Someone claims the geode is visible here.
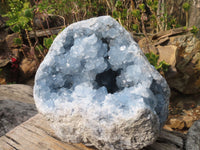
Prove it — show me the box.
[34,16,170,150]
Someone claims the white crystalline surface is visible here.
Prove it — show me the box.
[34,16,170,150]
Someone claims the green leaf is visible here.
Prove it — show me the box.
[182,2,190,11]
[24,9,33,19]
[191,26,199,34]
[145,52,170,72]
[11,25,21,33]
[115,0,123,9]
[14,38,22,46]
[132,24,139,32]
[132,9,141,19]
[139,4,145,11]
[147,0,153,6]
[35,45,44,52]
[43,35,56,49]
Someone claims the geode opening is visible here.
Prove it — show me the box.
[95,69,120,94]
[34,16,170,150]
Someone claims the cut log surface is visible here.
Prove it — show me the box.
[0,113,187,150]
[0,114,95,150]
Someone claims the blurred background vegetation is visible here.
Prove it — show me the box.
[0,0,199,84]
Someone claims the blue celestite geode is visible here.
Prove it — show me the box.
[34,16,170,150]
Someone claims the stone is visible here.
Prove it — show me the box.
[139,33,200,94]
[157,45,177,72]
[0,58,9,67]
[0,77,6,84]
[0,84,34,103]
[11,48,20,58]
[163,125,173,131]
[5,33,20,49]
[34,16,170,150]
[0,100,37,137]
[167,34,200,94]
[168,118,185,130]
[0,84,37,136]
[182,116,194,128]
[19,58,38,81]
[186,120,200,150]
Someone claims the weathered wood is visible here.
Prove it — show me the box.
[29,26,65,38]
[0,114,95,150]
[152,27,192,40]
[153,37,169,46]
[143,130,186,150]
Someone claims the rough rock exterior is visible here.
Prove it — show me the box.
[34,16,170,150]
[186,120,200,150]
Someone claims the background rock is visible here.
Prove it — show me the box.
[139,32,200,95]
[0,84,34,103]
[167,34,200,94]
[0,100,37,137]
[5,33,20,49]
[19,58,38,82]
[157,45,177,72]
[186,120,200,150]
[0,84,37,137]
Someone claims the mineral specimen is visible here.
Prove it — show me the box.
[34,16,170,150]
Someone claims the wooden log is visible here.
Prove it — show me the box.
[152,27,192,40]
[0,114,95,150]
[153,37,169,46]
[29,26,65,38]
[0,113,186,150]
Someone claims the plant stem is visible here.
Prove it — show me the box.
[18,32,27,58]
[25,29,32,47]
[186,11,189,27]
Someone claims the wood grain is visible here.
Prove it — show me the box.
[0,114,95,150]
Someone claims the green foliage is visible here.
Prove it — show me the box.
[146,0,158,11]
[35,44,44,52]
[43,35,56,49]
[3,1,33,32]
[167,16,177,29]
[24,8,33,18]
[139,4,145,12]
[11,25,21,33]
[183,26,187,30]
[112,10,120,19]
[115,0,123,9]
[145,52,170,72]
[132,9,140,19]
[132,24,139,32]
[182,2,190,11]
[14,38,22,46]
[191,26,199,34]
[145,52,159,67]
